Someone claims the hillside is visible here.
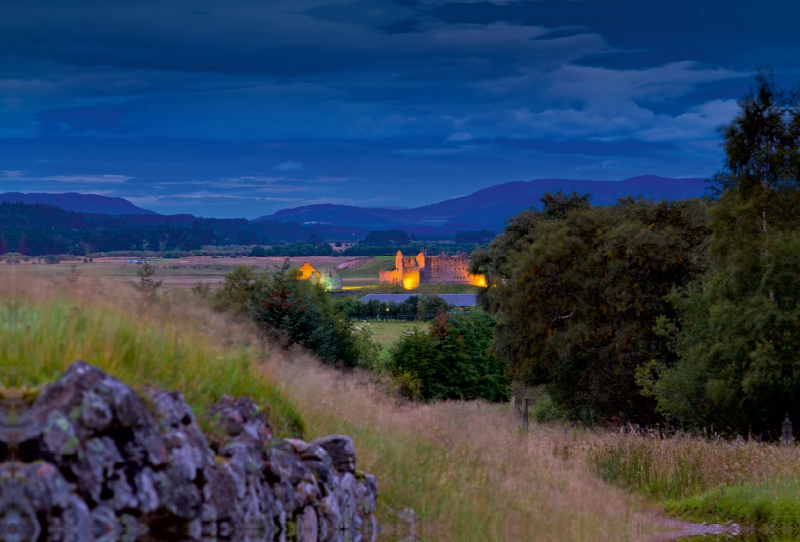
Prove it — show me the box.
[0,192,158,215]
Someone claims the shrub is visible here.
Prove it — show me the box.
[390,313,509,402]
[531,394,568,423]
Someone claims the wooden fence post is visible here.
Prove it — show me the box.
[520,398,529,431]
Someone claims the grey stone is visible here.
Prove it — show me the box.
[312,435,356,473]
[0,361,378,542]
[297,506,319,542]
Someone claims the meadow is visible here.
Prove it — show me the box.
[4,267,800,541]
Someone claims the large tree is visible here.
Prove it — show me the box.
[472,192,710,423]
[642,75,800,434]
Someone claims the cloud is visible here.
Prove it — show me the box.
[0,173,133,183]
[445,62,745,145]
[274,160,304,171]
[42,174,133,183]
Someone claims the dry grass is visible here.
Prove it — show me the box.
[589,434,800,501]
[263,355,662,541]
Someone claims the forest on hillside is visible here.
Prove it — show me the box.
[0,204,315,256]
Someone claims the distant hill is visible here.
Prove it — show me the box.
[0,192,158,215]
[257,176,708,233]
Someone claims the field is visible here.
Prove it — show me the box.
[12,255,484,297]
[15,255,362,289]
[355,320,430,360]
[337,256,396,279]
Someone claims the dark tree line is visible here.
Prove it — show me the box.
[0,203,314,256]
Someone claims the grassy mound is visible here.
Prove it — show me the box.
[0,284,303,436]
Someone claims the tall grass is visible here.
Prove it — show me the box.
[588,434,800,529]
[264,356,660,541]
[589,435,800,501]
[0,274,302,435]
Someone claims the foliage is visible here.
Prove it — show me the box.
[0,202,314,256]
[207,262,379,367]
[390,312,509,402]
[131,261,163,302]
[641,75,800,434]
[361,230,410,246]
[531,394,568,423]
[350,324,383,371]
[473,191,710,423]
[334,293,454,319]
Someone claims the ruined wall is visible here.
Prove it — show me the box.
[297,261,342,290]
[380,251,486,288]
[296,261,316,280]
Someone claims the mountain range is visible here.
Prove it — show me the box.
[1,176,708,239]
[257,176,708,234]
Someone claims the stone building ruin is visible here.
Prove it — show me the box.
[296,261,342,290]
[379,250,486,290]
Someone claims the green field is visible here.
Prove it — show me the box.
[354,320,430,359]
[338,256,395,278]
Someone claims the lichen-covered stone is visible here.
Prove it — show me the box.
[0,361,379,541]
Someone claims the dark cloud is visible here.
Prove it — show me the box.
[0,0,797,216]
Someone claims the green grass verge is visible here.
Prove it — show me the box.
[1,293,304,436]
[665,479,800,529]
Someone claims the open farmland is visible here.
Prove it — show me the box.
[16,255,363,289]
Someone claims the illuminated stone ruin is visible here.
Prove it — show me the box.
[295,261,343,290]
[379,251,486,290]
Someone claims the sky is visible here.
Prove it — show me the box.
[1,0,798,218]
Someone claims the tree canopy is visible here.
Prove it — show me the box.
[640,75,800,434]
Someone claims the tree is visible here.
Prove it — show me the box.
[66,264,81,288]
[362,230,410,246]
[391,312,509,402]
[473,193,710,423]
[132,261,163,302]
[642,75,800,434]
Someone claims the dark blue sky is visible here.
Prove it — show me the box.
[1,0,798,217]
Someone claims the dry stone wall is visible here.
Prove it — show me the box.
[0,361,378,542]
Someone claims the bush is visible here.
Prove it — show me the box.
[208,261,380,369]
[390,312,509,402]
[531,394,567,423]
